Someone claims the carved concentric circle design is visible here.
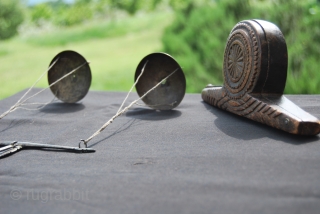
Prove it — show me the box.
[223,22,260,99]
[228,43,244,82]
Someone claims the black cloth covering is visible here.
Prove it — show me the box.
[0,88,320,214]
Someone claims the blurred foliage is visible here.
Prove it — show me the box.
[31,3,53,25]
[27,0,165,27]
[30,0,93,26]
[162,0,320,94]
[108,0,163,14]
[53,2,93,26]
[0,0,24,40]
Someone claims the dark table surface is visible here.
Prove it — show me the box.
[0,89,320,214]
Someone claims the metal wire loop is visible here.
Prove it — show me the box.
[78,139,88,148]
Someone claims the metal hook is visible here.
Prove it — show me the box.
[79,139,88,148]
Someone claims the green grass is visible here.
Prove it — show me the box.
[25,13,170,46]
[0,12,173,100]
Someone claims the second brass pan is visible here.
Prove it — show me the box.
[135,53,186,110]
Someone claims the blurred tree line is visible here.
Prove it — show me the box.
[162,0,320,94]
[0,0,319,94]
[0,0,165,39]
[29,0,165,26]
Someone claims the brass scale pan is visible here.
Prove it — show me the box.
[48,50,92,103]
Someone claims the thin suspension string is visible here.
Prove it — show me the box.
[0,58,59,120]
[80,67,180,147]
[16,58,59,106]
[17,96,57,111]
[0,60,89,120]
[116,60,148,114]
[20,61,89,104]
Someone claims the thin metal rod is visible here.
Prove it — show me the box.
[0,141,95,153]
[0,145,22,158]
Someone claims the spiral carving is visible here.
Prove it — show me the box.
[223,22,260,99]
